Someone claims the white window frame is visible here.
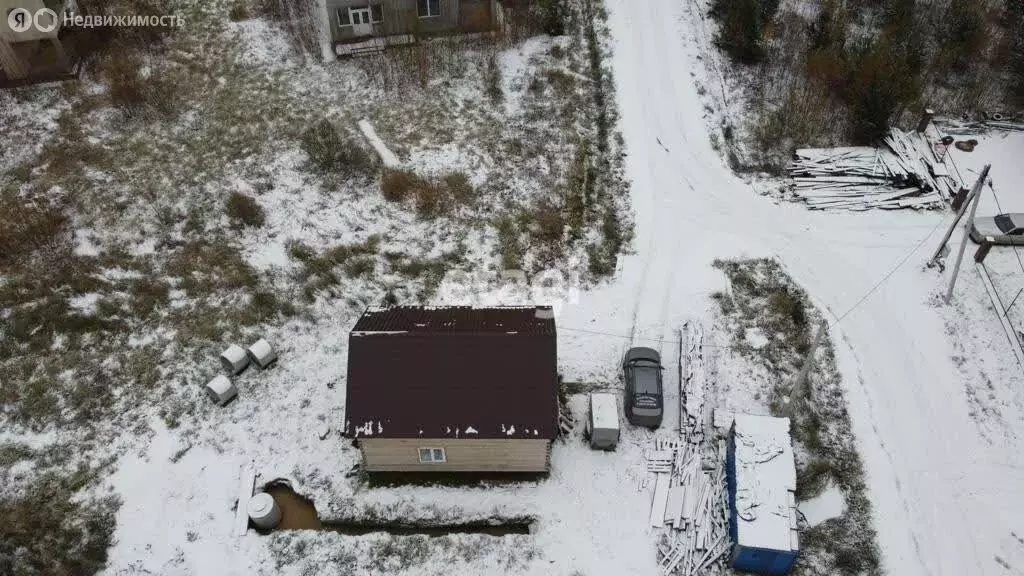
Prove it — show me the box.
[418,447,446,463]
[338,5,383,26]
[418,0,441,18]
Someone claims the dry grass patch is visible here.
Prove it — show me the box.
[225,192,266,228]
[381,169,476,219]
[300,119,376,179]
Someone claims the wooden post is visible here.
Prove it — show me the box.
[950,188,969,211]
[946,166,990,302]
[788,320,827,415]
[974,243,992,263]
[677,325,686,435]
[917,108,935,133]
[929,164,990,268]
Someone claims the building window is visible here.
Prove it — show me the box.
[417,0,441,18]
[339,5,383,26]
[418,447,446,463]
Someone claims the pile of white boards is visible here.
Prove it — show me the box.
[934,117,1024,135]
[788,127,962,210]
[648,323,732,576]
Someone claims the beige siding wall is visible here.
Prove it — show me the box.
[360,438,551,472]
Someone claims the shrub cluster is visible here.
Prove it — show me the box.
[300,119,376,178]
[380,170,476,218]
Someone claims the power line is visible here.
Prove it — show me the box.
[830,216,947,326]
[563,215,950,343]
[558,325,731,349]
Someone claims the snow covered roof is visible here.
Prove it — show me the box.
[353,305,556,335]
[344,306,559,440]
[590,393,619,430]
[731,414,799,553]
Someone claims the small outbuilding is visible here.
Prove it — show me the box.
[344,306,559,473]
[586,392,619,450]
[726,414,800,575]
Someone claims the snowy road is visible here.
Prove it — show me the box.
[560,0,1024,574]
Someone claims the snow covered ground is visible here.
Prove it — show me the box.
[558,1,1024,575]
[4,0,1024,575]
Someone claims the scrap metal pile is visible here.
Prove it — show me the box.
[788,127,962,210]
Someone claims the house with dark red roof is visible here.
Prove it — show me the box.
[344,305,559,472]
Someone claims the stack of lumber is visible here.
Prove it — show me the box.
[558,396,575,437]
[651,442,731,575]
[935,117,1024,135]
[680,324,706,445]
[788,128,960,210]
[646,322,732,575]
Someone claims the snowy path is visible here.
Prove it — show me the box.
[559,0,1024,574]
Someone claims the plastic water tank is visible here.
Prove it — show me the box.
[247,492,282,529]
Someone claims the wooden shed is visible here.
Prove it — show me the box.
[343,305,558,473]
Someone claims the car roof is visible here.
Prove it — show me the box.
[624,347,660,364]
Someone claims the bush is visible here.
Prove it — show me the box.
[538,0,568,36]
[843,35,922,144]
[495,216,524,270]
[229,1,250,21]
[344,256,375,278]
[300,119,375,178]
[443,171,474,204]
[413,180,446,218]
[381,170,422,202]
[485,54,503,105]
[711,0,770,63]
[938,1,987,73]
[529,200,565,245]
[381,170,473,218]
[225,192,266,228]
[1004,0,1024,105]
[0,199,67,268]
[0,473,119,576]
[102,54,179,119]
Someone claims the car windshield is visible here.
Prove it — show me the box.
[633,366,659,395]
[995,214,1016,234]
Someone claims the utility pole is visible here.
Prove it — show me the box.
[788,320,827,416]
[946,165,991,303]
[929,164,991,268]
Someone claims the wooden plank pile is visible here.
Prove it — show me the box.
[681,324,706,444]
[646,323,732,575]
[788,128,961,210]
[934,117,1024,135]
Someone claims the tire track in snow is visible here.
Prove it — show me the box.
[603,0,1009,573]
[841,332,928,567]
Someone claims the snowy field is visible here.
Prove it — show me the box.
[3,0,1024,575]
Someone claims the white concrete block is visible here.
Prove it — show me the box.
[205,375,237,406]
[220,344,250,374]
[246,338,277,369]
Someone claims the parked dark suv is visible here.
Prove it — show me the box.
[622,347,663,428]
